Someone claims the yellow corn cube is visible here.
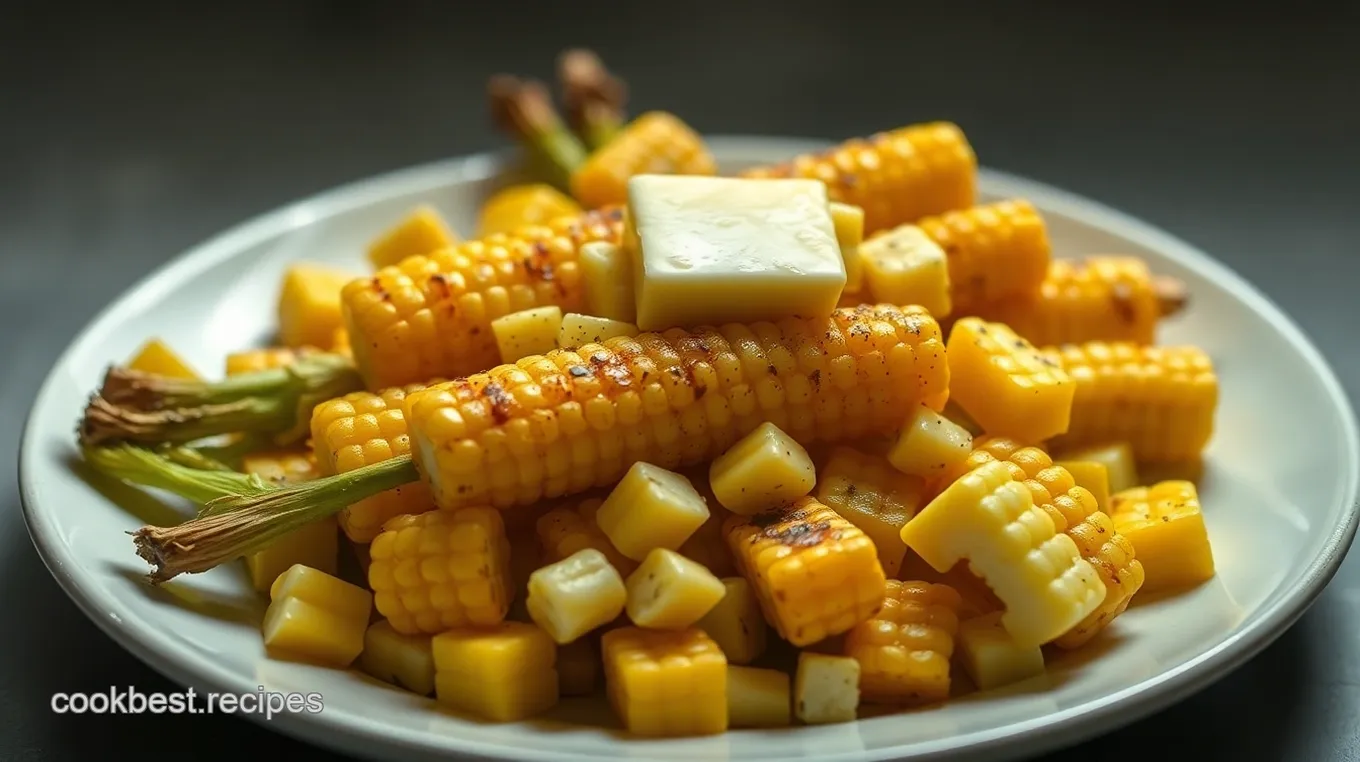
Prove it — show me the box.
[708,422,817,516]
[625,549,727,629]
[579,241,636,323]
[262,564,372,667]
[829,202,866,293]
[957,611,1046,691]
[814,446,925,578]
[602,626,727,737]
[477,184,582,238]
[490,306,564,365]
[861,224,952,318]
[432,622,559,722]
[277,262,356,350]
[1056,460,1112,513]
[527,548,627,644]
[1110,481,1215,593]
[557,313,638,348]
[887,403,974,480]
[947,317,1076,443]
[367,205,457,269]
[246,517,339,593]
[126,338,200,379]
[727,665,792,728]
[596,462,710,561]
[696,577,766,665]
[558,638,600,696]
[1056,442,1139,493]
[358,619,436,696]
[844,580,961,704]
[794,652,860,725]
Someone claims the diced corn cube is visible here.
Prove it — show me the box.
[1056,460,1112,513]
[947,317,1076,443]
[477,184,582,238]
[579,241,636,323]
[367,205,457,269]
[490,306,564,365]
[557,313,638,348]
[860,224,952,318]
[1110,481,1215,593]
[844,580,961,704]
[358,619,436,696]
[558,638,599,696]
[727,665,792,728]
[708,422,817,516]
[246,517,339,593]
[696,577,767,665]
[887,403,974,480]
[277,262,356,349]
[602,627,728,736]
[432,622,559,722]
[794,652,860,725]
[1056,442,1139,493]
[957,611,1046,691]
[270,563,372,619]
[126,338,200,379]
[625,549,727,629]
[262,564,372,667]
[596,462,710,561]
[815,446,925,578]
[829,202,865,293]
[527,548,627,644]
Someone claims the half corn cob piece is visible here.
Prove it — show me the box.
[558,48,627,151]
[1040,342,1218,462]
[725,496,887,647]
[944,436,1145,648]
[844,580,962,703]
[912,199,1052,314]
[602,626,728,736]
[569,111,718,209]
[740,122,976,235]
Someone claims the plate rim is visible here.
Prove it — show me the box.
[18,135,1360,762]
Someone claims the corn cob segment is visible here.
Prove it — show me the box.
[602,626,728,737]
[725,496,887,647]
[947,317,1074,443]
[740,122,976,234]
[1041,343,1217,462]
[403,305,949,513]
[309,382,439,543]
[342,207,624,390]
[900,460,1106,648]
[910,199,1051,312]
[844,580,962,703]
[569,111,718,209]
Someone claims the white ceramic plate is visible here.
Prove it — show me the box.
[20,137,1360,762]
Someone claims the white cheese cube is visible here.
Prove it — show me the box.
[794,652,860,724]
[579,241,637,323]
[708,421,817,516]
[861,224,952,318]
[490,306,564,364]
[887,403,974,479]
[557,313,638,348]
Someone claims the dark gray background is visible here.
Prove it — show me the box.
[3,2,1358,760]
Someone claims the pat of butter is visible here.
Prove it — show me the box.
[626,175,846,331]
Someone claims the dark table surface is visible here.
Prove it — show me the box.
[3,3,1359,760]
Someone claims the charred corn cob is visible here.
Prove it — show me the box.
[1041,343,1218,462]
[309,382,439,543]
[844,580,961,703]
[537,498,638,575]
[945,437,1145,648]
[814,446,927,577]
[947,317,1075,443]
[570,111,718,209]
[342,207,623,390]
[740,122,976,234]
[367,507,513,635]
[725,496,887,647]
[403,304,949,513]
[602,626,728,736]
[969,257,1188,347]
[911,199,1051,312]
[1110,481,1215,593]
[900,460,1106,648]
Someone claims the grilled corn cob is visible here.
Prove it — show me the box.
[309,382,439,543]
[342,206,624,390]
[570,111,718,209]
[844,580,961,703]
[725,496,887,647]
[947,317,1075,444]
[404,304,949,512]
[602,626,728,736]
[1041,342,1217,461]
[945,437,1144,648]
[367,507,514,635]
[900,460,1106,648]
[1110,481,1215,593]
[740,122,976,234]
[968,257,1188,347]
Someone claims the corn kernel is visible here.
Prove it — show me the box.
[527,548,627,644]
[861,224,951,318]
[1056,460,1112,513]
[887,403,974,479]
[696,578,767,665]
[579,241,636,323]
[709,422,817,516]
[558,638,599,696]
[625,549,727,629]
[1056,442,1139,493]
[957,611,1045,691]
[557,313,638,348]
[358,619,436,696]
[1110,481,1215,593]
[126,338,199,379]
[490,306,564,365]
[829,202,866,293]
[815,446,925,578]
[794,652,860,724]
[727,665,792,728]
[367,205,457,269]
[277,262,356,349]
[602,626,727,737]
[262,564,372,667]
[432,622,559,722]
[596,462,710,561]
[947,317,1075,443]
